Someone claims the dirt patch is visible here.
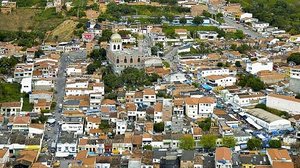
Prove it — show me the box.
[46,20,78,42]
[0,8,39,31]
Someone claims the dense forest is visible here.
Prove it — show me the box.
[229,0,300,34]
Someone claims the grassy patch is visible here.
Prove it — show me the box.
[0,8,65,32]
[13,0,46,7]
[162,25,219,38]
[0,82,33,111]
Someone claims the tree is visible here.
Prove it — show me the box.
[247,138,262,150]
[193,16,203,25]
[89,48,106,61]
[222,136,236,148]
[202,10,211,18]
[296,94,300,99]
[235,61,241,67]
[237,44,252,54]
[179,17,187,25]
[100,29,113,42]
[162,61,170,68]
[198,118,211,132]
[217,62,224,67]
[165,14,175,23]
[143,145,153,150]
[34,49,44,58]
[86,63,99,74]
[179,135,195,150]
[200,134,217,149]
[238,74,265,91]
[99,120,110,130]
[287,53,300,65]
[154,122,164,132]
[216,13,223,18]
[118,30,131,37]
[38,114,48,123]
[269,139,281,148]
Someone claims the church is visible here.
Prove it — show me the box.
[106,33,161,74]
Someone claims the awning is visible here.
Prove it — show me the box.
[202,84,212,91]
[245,117,263,130]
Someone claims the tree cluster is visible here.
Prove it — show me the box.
[247,138,262,150]
[241,0,300,34]
[0,56,19,75]
[154,122,164,133]
[238,74,265,91]
[287,53,300,65]
[103,67,160,93]
[179,135,195,150]
[197,118,211,132]
[87,48,107,74]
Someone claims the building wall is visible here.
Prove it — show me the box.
[200,68,230,77]
[267,96,300,114]
[186,103,215,119]
[246,61,273,74]
[289,78,300,93]
[61,123,84,134]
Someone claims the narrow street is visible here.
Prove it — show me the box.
[42,53,68,159]
[164,47,179,73]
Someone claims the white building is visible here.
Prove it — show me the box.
[142,88,156,106]
[252,22,270,32]
[240,13,253,20]
[20,78,32,93]
[154,102,163,123]
[185,97,216,119]
[205,75,236,87]
[289,66,300,93]
[61,117,84,134]
[244,108,292,132]
[166,72,188,83]
[29,124,45,136]
[116,120,127,135]
[246,59,273,74]
[55,132,77,157]
[199,68,230,77]
[233,92,266,107]
[14,63,33,82]
[197,31,218,40]
[266,94,300,114]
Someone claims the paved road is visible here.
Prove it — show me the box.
[164,47,179,73]
[42,53,68,160]
[223,17,263,39]
[208,7,263,39]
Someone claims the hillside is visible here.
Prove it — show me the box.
[230,0,300,34]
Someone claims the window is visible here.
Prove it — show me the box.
[113,45,116,50]
[138,58,140,62]
[116,59,119,63]
[130,58,133,63]
[124,58,127,63]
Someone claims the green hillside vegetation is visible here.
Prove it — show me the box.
[228,0,300,34]
[0,82,33,111]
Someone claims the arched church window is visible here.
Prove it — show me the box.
[116,59,119,63]
[124,58,127,63]
[130,58,133,63]
[137,58,140,62]
[113,45,116,50]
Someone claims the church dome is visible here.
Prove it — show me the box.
[110,33,122,42]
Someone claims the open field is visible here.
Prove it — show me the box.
[46,20,78,42]
[0,8,38,31]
